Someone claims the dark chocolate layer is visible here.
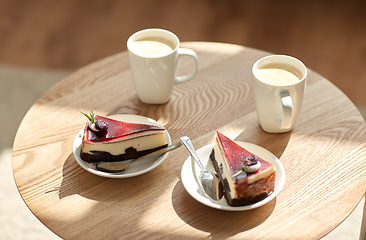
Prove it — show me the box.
[81,144,168,163]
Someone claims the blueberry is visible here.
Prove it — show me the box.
[95,120,108,132]
[245,155,258,166]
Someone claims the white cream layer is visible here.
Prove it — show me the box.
[82,131,167,156]
[213,140,236,199]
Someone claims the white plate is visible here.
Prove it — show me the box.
[73,114,171,178]
[181,142,285,211]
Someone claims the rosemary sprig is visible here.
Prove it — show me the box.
[80,110,96,123]
[232,162,249,178]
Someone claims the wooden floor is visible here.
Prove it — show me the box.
[1,0,366,107]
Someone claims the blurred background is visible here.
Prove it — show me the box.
[0,0,365,239]
[1,0,366,107]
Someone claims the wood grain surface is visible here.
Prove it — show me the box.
[12,42,366,240]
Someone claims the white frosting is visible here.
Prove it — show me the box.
[88,123,99,132]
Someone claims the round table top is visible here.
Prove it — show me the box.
[12,42,366,240]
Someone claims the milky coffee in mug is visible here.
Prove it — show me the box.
[128,29,198,104]
[255,63,302,86]
[129,37,174,57]
[252,55,307,133]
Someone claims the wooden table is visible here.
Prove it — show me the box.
[12,42,366,240]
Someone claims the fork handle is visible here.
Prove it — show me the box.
[180,136,207,172]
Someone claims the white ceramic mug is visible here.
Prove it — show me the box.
[127,28,198,104]
[252,55,307,133]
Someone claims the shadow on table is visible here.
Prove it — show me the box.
[171,180,276,239]
[57,154,106,200]
[57,153,161,202]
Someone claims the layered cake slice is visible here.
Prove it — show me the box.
[209,131,276,206]
[80,111,168,163]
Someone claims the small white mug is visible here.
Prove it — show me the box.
[252,55,307,133]
[127,28,198,104]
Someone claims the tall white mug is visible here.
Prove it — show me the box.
[252,55,307,133]
[127,28,198,104]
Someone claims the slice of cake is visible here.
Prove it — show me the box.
[80,111,168,163]
[209,131,276,206]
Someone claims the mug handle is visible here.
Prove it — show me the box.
[278,90,293,129]
[175,48,198,83]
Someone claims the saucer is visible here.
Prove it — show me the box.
[73,114,171,178]
[181,142,285,211]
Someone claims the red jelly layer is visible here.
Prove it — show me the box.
[215,131,273,178]
[85,115,165,143]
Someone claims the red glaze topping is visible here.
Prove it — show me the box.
[85,115,165,143]
[215,131,273,178]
